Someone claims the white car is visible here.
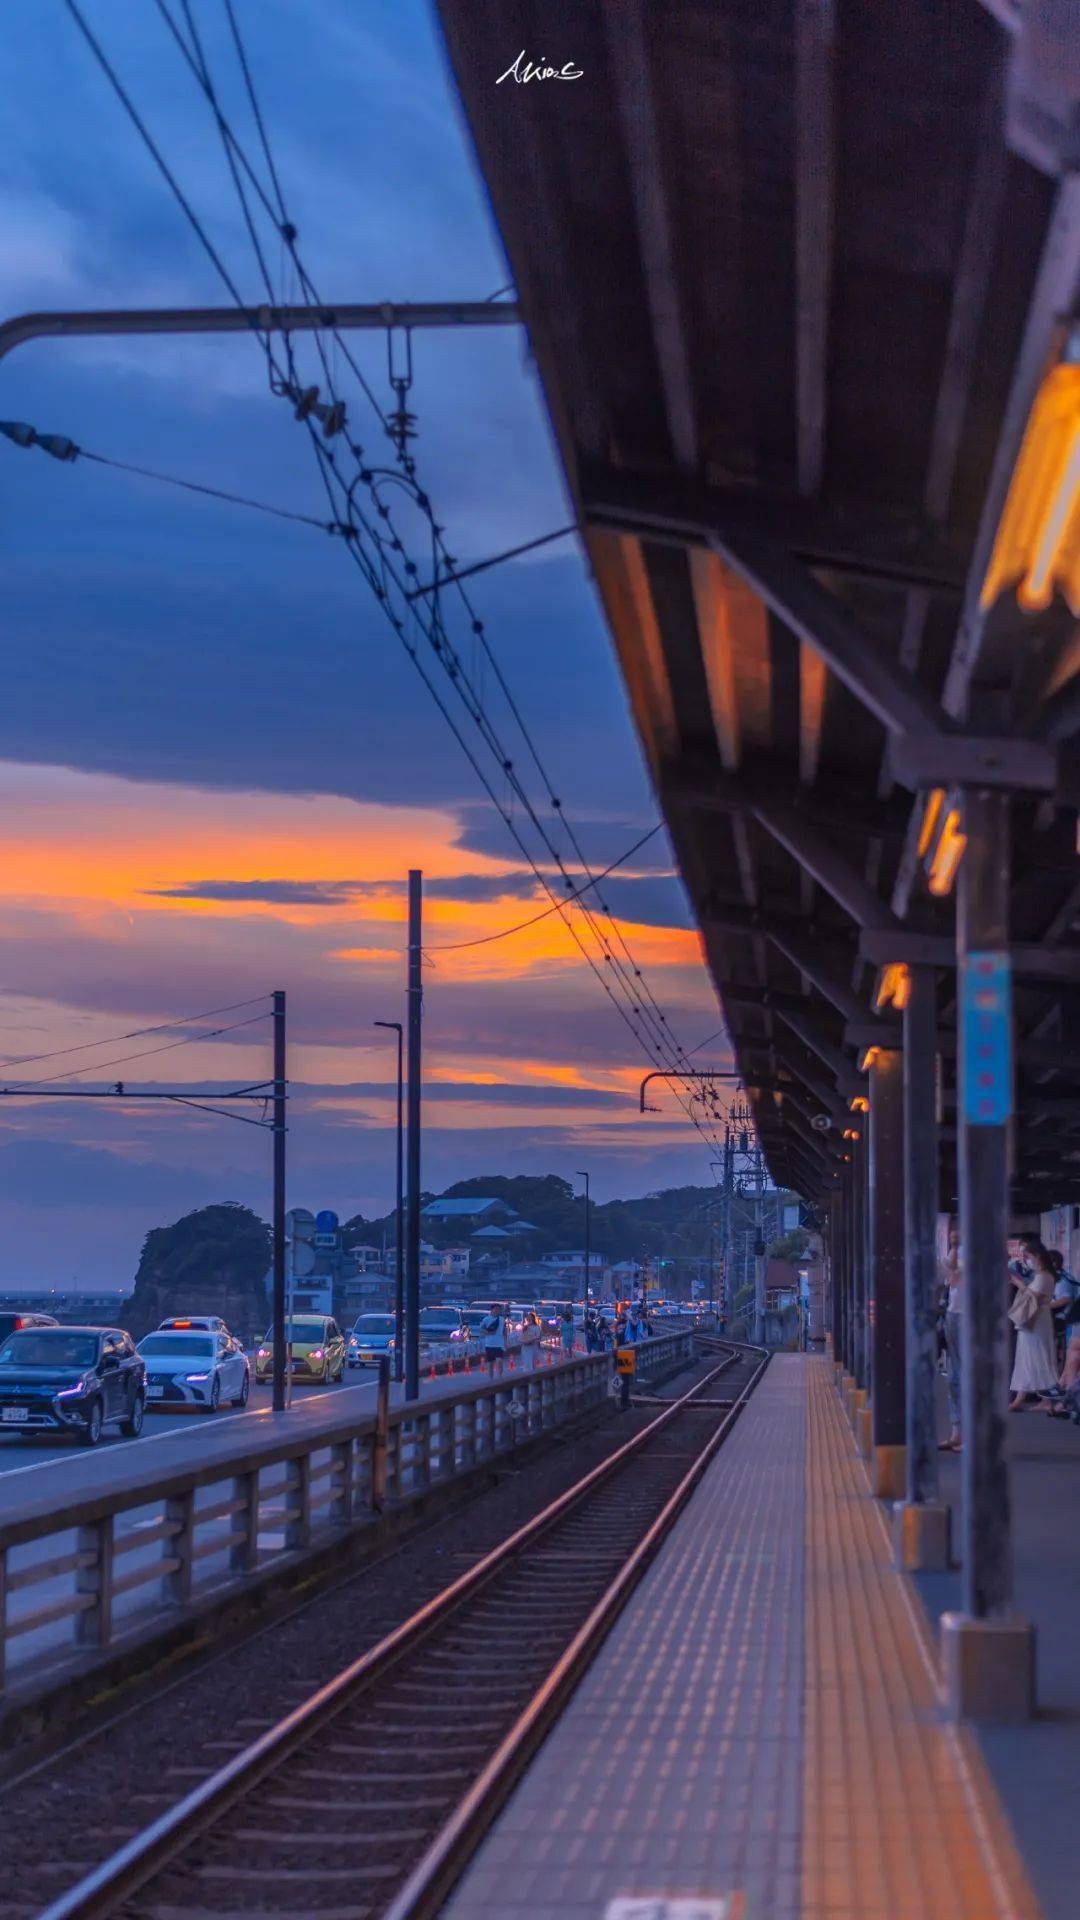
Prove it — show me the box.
[137,1328,250,1412]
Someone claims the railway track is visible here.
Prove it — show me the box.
[40,1339,767,1920]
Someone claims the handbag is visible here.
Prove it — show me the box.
[1009,1286,1039,1331]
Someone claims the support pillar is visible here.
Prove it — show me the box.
[942,788,1033,1720]
[869,1049,905,1498]
[852,1134,871,1453]
[894,967,950,1569]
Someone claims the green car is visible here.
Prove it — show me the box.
[254,1314,346,1387]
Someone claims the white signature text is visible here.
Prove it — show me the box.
[496,50,583,86]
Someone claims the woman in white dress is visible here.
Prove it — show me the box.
[1008,1241,1059,1409]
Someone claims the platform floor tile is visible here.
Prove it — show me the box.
[441,1355,1043,1920]
[801,1357,1039,1920]
[442,1355,808,1920]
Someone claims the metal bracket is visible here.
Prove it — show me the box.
[888,732,1059,794]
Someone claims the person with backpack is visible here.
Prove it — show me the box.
[481,1304,507,1377]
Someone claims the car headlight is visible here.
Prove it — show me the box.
[256,1347,270,1360]
[309,1347,325,1362]
[185,1371,211,1382]
[56,1374,93,1398]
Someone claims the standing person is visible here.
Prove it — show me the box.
[583,1307,600,1353]
[559,1301,576,1359]
[1048,1249,1080,1371]
[938,1219,962,1453]
[481,1303,507,1378]
[595,1313,612,1351]
[518,1307,541,1372]
[1008,1240,1059,1409]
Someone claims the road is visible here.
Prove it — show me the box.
[0,1352,552,1479]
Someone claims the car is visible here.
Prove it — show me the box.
[347,1312,397,1368]
[137,1327,250,1411]
[419,1306,467,1346]
[157,1315,232,1336]
[0,1324,146,1446]
[0,1310,59,1342]
[460,1307,493,1340]
[254,1314,346,1386]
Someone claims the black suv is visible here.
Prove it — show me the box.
[0,1325,146,1446]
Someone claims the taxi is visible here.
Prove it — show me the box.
[254,1314,346,1386]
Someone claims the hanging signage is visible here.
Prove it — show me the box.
[961,950,1013,1126]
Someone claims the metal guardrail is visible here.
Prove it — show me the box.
[0,1330,692,1700]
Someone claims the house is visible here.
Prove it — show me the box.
[422,1196,519,1225]
[420,1244,471,1280]
[470,1224,511,1241]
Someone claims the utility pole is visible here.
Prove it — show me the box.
[405,872,422,1401]
[272,990,287,1414]
[753,1141,767,1346]
[375,1020,405,1382]
[576,1169,590,1300]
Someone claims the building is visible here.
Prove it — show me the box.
[422,1196,519,1226]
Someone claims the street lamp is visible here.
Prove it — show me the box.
[374,1021,404,1383]
[576,1170,591,1303]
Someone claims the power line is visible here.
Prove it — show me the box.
[58,6,724,1158]
[426,825,663,951]
[0,994,272,1072]
[1,421,348,535]
[4,1012,269,1089]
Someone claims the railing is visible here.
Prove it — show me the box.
[0,1330,693,1703]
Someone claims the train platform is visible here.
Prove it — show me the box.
[442,1354,1042,1920]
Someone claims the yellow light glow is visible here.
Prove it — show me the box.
[927,808,967,897]
[981,360,1080,615]
[850,1095,869,1113]
[874,962,911,1012]
[859,1046,881,1073]
[916,788,945,859]
[843,1127,861,1141]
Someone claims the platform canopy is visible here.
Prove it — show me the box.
[436,0,1080,1208]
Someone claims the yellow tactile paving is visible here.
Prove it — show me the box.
[802,1358,1041,1920]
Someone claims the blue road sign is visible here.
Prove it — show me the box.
[961,950,1012,1126]
[315,1208,339,1233]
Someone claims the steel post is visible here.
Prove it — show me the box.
[957,792,1012,1617]
[943,789,1033,1718]
[869,1049,906,1495]
[271,990,287,1415]
[405,872,423,1403]
[903,970,940,1505]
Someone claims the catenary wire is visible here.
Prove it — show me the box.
[0,994,272,1072]
[58,6,725,1156]
[4,1014,270,1089]
[426,825,664,951]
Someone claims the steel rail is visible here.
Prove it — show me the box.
[384,1342,771,1920]
[38,1343,763,1920]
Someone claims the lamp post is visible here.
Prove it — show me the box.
[576,1170,591,1304]
[374,1020,404,1384]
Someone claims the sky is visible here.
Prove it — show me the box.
[0,0,729,1287]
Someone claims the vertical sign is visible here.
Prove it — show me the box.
[961,950,1012,1125]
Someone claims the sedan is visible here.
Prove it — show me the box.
[0,1325,146,1446]
[137,1329,250,1412]
[254,1315,346,1386]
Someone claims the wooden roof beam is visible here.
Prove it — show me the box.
[794,0,836,499]
[602,0,697,468]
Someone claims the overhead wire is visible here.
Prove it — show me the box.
[0,993,271,1072]
[425,825,663,951]
[3,1013,271,1090]
[58,1,726,1156]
